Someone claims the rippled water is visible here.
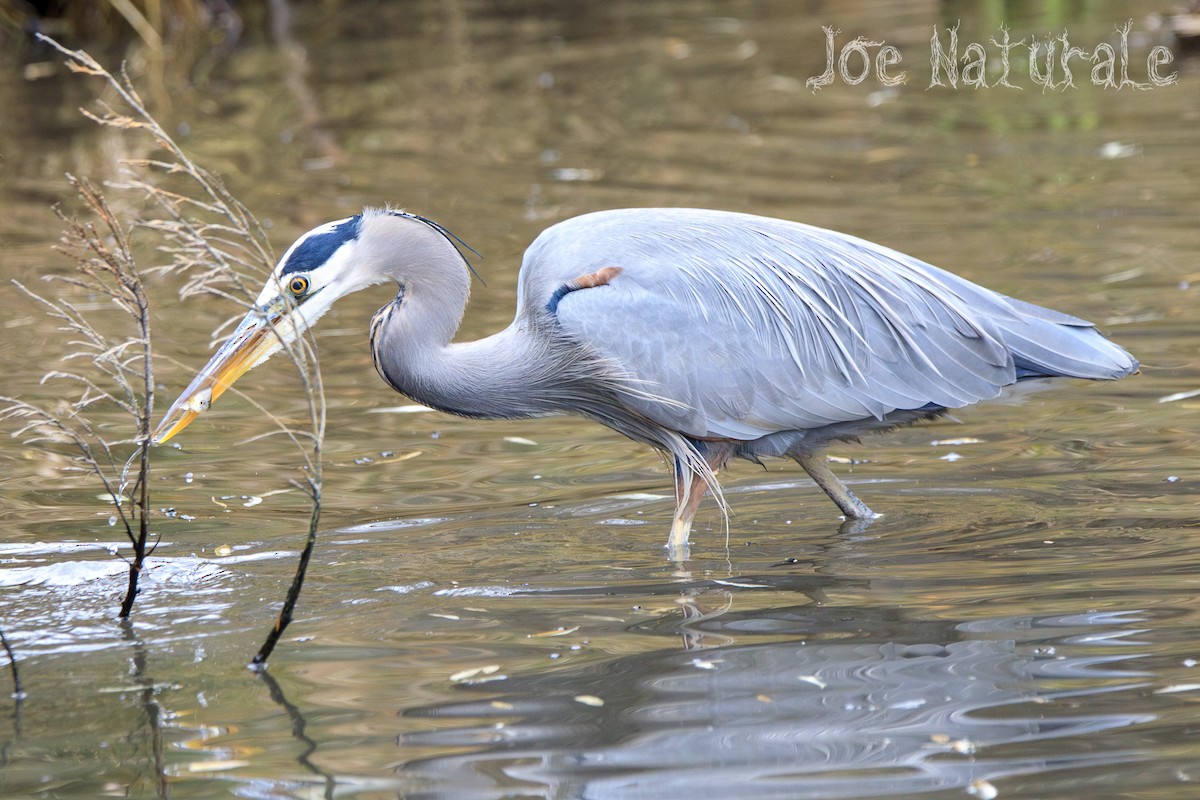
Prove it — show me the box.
[1,1,1198,798]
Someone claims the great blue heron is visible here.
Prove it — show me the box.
[154,208,1137,552]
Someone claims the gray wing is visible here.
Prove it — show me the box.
[518,208,1134,440]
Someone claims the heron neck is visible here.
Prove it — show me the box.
[371,288,550,420]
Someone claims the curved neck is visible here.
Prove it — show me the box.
[360,212,605,419]
[372,302,555,419]
[361,217,537,417]
[357,213,472,340]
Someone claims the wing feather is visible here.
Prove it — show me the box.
[518,209,1134,442]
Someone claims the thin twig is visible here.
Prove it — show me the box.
[0,626,24,701]
[250,486,322,670]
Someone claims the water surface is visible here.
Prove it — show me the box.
[0,2,1197,798]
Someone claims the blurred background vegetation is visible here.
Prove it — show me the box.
[0,0,241,51]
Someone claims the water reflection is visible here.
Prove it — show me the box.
[119,619,170,800]
[258,669,337,800]
[400,607,1152,799]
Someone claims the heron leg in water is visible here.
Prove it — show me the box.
[794,453,878,520]
[668,441,736,554]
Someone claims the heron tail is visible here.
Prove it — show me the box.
[1000,297,1138,381]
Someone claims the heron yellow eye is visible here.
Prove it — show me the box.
[288,276,309,296]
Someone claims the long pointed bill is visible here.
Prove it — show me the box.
[152,305,288,444]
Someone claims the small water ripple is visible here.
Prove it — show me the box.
[0,545,267,657]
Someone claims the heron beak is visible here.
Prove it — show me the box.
[152,302,288,444]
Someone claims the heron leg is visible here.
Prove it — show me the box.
[667,442,735,555]
[794,453,878,520]
[668,468,709,554]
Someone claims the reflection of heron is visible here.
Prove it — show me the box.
[398,607,1152,798]
[154,208,1137,551]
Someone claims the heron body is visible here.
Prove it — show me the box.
[155,208,1137,554]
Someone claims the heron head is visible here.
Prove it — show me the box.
[152,214,373,444]
[153,209,473,444]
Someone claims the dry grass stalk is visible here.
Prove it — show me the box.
[39,36,327,473]
[37,34,272,303]
[2,38,327,667]
[0,175,154,618]
[53,33,329,665]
